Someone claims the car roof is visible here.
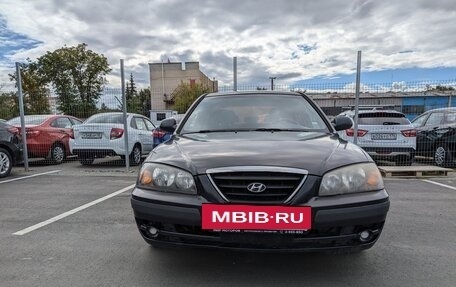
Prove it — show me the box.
[204,91,306,97]
[340,109,404,115]
[89,112,146,117]
[423,107,456,113]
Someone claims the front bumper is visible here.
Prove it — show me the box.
[131,187,390,252]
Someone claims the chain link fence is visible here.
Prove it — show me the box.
[2,79,456,168]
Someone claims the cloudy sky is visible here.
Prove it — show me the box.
[1,0,456,91]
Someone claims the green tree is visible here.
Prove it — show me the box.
[172,82,211,113]
[0,92,19,120]
[100,103,120,113]
[126,73,137,99]
[138,88,151,116]
[125,73,141,113]
[435,85,455,91]
[8,59,50,115]
[36,43,111,118]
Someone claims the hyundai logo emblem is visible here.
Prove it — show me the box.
[247,182,267,193]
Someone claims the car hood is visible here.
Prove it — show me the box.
[146,132,371,176]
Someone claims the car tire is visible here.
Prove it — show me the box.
[79,158,94,166]
[0,148,13,178]
[434,144,452,167]
[50,143,66,164]
[129,144,142,166]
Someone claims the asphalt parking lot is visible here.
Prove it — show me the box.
[1,159,455,287]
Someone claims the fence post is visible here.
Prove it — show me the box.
[15,62,29,171]
[233,57,237,91]
[353,51,362,145]
[120,59,130,172]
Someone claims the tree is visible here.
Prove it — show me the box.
[126,73,137,99]
[0,92,19,120]
[125,73,141,113]
[100,103,120,113]
[138,88,151,116]
[8,59,50,115]
[435,85,455,92]
[36,43,111,118]
[426,84,455,92]
[172,82,211,113]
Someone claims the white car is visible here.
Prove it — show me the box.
[70,112,156,165]
[337,109,416,165]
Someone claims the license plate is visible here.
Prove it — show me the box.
[371,133,396,140]
[202,204,312,230]
[81,132,102,139]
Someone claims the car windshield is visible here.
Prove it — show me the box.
[180,94,329,134]
[7,115,50,125]
[85,113,124,124]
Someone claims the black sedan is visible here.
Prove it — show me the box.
[412,107,456,167]
[131,91,390,252]
[0,121,23,177]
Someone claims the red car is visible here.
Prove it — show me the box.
[7,115,83,164]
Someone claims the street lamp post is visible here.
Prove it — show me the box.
[269,77,276,90]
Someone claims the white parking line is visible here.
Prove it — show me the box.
[0,170,62,184]
[422,180,456,191]
[13,183,135,236]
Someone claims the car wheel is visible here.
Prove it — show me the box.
[434,144,452,167]
[50,144,66,164]
[129,144,142,166]
[0,148,13,178]
[79,158,94,166]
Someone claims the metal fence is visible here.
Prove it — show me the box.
[1,79,456,168]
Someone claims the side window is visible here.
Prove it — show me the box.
[51,117,72,128]
[143,118,156,131]
[130,117,137,129]
[444,112,456,124]
[425,113,444,126]
[411,114,428,127]
[70,118,83,125]
[157,113,166,121]
[134,117,147,131]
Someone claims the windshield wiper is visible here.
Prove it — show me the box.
[181,128,317,135]
[181,129,248,135]
[252,128,314,132]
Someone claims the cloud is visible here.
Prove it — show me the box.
[1,0,456,89]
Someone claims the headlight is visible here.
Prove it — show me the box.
[319,163,383,196]
[137,163,196,194]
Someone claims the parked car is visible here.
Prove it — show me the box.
[7,115,82,164]
[152,114,185,148]
[337,109,416,165]
[70,112,156,165]
[0,121,23,177]
[131,91,390,252]
[411,107,456,167]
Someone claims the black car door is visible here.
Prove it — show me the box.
[419,112,445,155]
[412,113,430,155]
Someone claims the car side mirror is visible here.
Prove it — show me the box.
[332,116,353,131]
[160,118,177,133]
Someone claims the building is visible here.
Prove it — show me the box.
[308,90,456,120]
[149,61,218,110]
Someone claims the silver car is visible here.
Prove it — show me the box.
[70,112,156,165]
[337,109,417,165]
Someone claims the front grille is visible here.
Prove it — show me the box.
[209,171,305,203]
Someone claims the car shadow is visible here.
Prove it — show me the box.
[140,246,373,284]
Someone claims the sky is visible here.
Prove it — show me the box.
[1,0,456,91]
